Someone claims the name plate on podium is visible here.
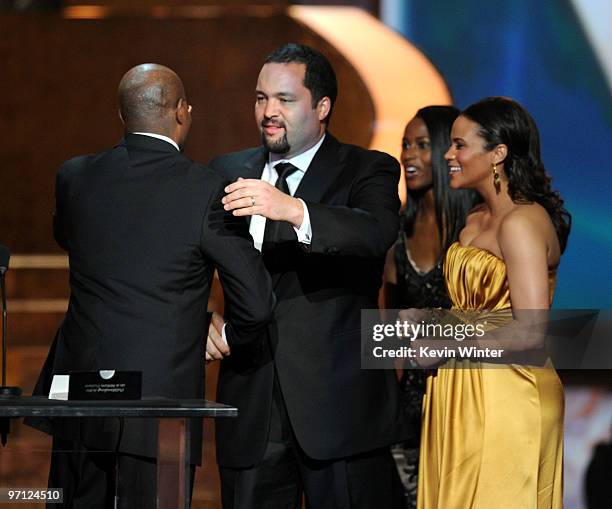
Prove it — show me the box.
[68,370,142,400]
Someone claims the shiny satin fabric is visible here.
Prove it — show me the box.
[417,242,563,509]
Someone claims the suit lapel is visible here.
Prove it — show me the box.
[241,147,267,180]
[294,134,344,203]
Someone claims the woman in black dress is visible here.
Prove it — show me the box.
[384,105,478,507]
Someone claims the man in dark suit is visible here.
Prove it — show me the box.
[207,44,407,509]
[29,63,274,508]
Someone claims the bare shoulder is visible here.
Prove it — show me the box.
[499,203,560,266]
[500,203,552,236]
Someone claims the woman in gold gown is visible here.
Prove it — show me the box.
[416,97,572,509]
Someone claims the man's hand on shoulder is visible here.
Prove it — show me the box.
[222,178,304,227]
[206,311,230,363]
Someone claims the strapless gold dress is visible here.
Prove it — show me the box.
[417,242,563,509]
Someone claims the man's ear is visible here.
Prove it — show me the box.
[176,98,189,125]
[317,97,331,123]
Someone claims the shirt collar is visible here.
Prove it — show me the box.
[131,132,180,152]
[268,133,326,173]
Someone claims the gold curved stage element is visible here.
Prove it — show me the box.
[288,6,452,204]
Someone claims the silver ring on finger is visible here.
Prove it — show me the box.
[251,196,256,207]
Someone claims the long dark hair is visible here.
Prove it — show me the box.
[462,97,571,253]
[403,105,479,251]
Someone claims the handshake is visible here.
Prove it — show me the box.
[206,311,229,362]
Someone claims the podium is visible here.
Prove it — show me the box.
[0,396,237,508]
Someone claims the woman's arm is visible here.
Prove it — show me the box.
[499,209,551,310]
[477,209,552,352]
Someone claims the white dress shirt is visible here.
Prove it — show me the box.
[249,133,325,251]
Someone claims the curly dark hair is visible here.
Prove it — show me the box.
[462,97,571,252]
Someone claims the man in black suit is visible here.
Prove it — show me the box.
[207,44,407,509]
[29,63,274,508]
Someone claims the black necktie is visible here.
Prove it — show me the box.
[272,162,299,194]
[263,162,299,249]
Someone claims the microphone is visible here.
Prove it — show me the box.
[0,244,22,447]
[1,243,13,387]
[0,244,9,274]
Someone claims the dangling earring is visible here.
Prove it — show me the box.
[492,162,501,188]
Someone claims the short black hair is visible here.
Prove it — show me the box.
[264,43,338,125]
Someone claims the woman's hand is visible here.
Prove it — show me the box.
[397,308,441,367]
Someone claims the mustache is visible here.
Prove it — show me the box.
[261,120,285,128]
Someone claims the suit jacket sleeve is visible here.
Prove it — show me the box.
[305,151,400,258]
[200,176,274,348]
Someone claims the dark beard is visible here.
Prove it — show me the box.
[261,131,291,155]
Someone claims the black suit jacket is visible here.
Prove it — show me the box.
[209,134,408,468]
[28,134,274,464]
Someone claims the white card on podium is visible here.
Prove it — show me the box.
[48,375,69,400]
